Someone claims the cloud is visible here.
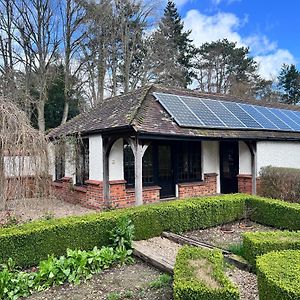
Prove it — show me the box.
[183,9,296,79]
[255,50,296,80]
[173,0,190,7]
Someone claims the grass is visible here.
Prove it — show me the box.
[227,243,245,257]
[148,274,172,289]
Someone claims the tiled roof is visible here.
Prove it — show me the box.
[48,84,300,141]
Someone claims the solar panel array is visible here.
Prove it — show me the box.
[153,92,300,132]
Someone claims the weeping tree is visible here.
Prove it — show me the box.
[0,97,50,210]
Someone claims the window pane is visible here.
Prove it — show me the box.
[143,145,154,184]
[124,143,135,186]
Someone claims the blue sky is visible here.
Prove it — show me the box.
[171,0,300,79]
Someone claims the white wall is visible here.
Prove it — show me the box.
[239,141,251,174]
[202,141,220,193]
[89,135,103,181]
[48,142,56,180]
[109,138,124,181]
[257,141,300,174]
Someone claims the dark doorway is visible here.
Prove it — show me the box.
[220,141,239,194]
[157,144,175,198]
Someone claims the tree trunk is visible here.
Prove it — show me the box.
[0,149,5,210]
[36,101,45,132]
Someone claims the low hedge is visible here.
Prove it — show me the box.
[0,194,246,267]
[243,231,300,266]
[257,250,300,300]
[173,246,239,300]
[246,196,300,230]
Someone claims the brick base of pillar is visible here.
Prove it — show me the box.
[177,173,218,199]
[237,174,261,194]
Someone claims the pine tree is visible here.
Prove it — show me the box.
[278,64,300,105]
[150,0,194,87]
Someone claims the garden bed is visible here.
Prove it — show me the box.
[26,260,173,300]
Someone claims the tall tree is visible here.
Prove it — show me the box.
[278,64,300,105]
[194,39,258,96]
[150,0,194,87]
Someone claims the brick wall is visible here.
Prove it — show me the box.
[237,174,261,194]
[177,173,218,199]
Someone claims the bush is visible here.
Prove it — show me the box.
[243,231,300,267]
[246,196,300,230]
[0,195,246,267]
[259,166,300,203]
[256,250,300,300]
[173,246,239,300]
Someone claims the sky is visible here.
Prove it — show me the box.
[171,0,300,80]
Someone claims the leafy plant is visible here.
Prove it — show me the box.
[149,274,172,289]
[227,243,245,257]
[107,291,121,300]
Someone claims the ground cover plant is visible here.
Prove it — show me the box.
[0,216,134,300]
[174,245,239,300]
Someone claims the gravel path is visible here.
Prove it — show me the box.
[227,268,259,300]
[27,260,173,300]
[185,221,276,249]
[1,197,93,224]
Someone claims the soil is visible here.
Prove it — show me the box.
[1,197,93,225]
[26,260,173,300]
[185,221,277,249]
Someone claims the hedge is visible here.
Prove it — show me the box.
[243,231,300,267]
[246,196,300,230]
[257,250,300,300]
[173,246,239,300]
[259,166,300,203]
[0,194,246,267]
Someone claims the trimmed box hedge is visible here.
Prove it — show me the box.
[0,194,246,267]
[173,246,239,300]
[243,231,300,267]
[246,196,300,230]
[257,250,300,300]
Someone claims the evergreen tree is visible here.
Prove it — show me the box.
[278,64,300,105]
[150,0,195,87]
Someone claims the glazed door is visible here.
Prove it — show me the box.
[158,144,175,198]
[220,142,239,194]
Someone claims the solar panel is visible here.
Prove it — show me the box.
[153,93,202,127]
[181,96,225,127]
[223,101,262,129]
[153,92,300,132]
[201,99,246,128]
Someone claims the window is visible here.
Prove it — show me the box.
[123,143,154,187]
[75,139,89,185]
[177,142,202,182]
[55,143,65,180]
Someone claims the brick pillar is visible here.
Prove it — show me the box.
[237,174,260,194]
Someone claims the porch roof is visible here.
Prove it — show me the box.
[48,85,300,141]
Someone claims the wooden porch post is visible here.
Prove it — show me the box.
[246,141,257,195]
[127,137,149,206]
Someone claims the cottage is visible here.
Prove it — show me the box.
[49,85,300,209]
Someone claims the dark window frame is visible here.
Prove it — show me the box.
[55,143,65,181]
[75,138,89,186]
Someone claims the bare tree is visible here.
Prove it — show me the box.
[14,0,60,132]
[60,0,85,124]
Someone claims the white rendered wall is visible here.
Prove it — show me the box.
[239,141,251,174]
[109,138,124,181]
[202,141,220,193]
[48,142,56,180]
[89,135,103,181]
[257,141,300,175]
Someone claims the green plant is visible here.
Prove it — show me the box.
[107,291,121,300]
[0,194,246,267]
[123,290,134,298]
[173,246,239,300]
[243,231,300,267]
[246,196,300,230]
[257,250,300,300]
[41,211,55,221]
[227,243,245,257]
[149,274,172,289]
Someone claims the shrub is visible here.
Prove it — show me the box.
[173,246,239,300]
[259,166,300,203]
[246,196,300,230]
[257,250,300,300]
[0,195,246,267]
[243,231,300,267]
